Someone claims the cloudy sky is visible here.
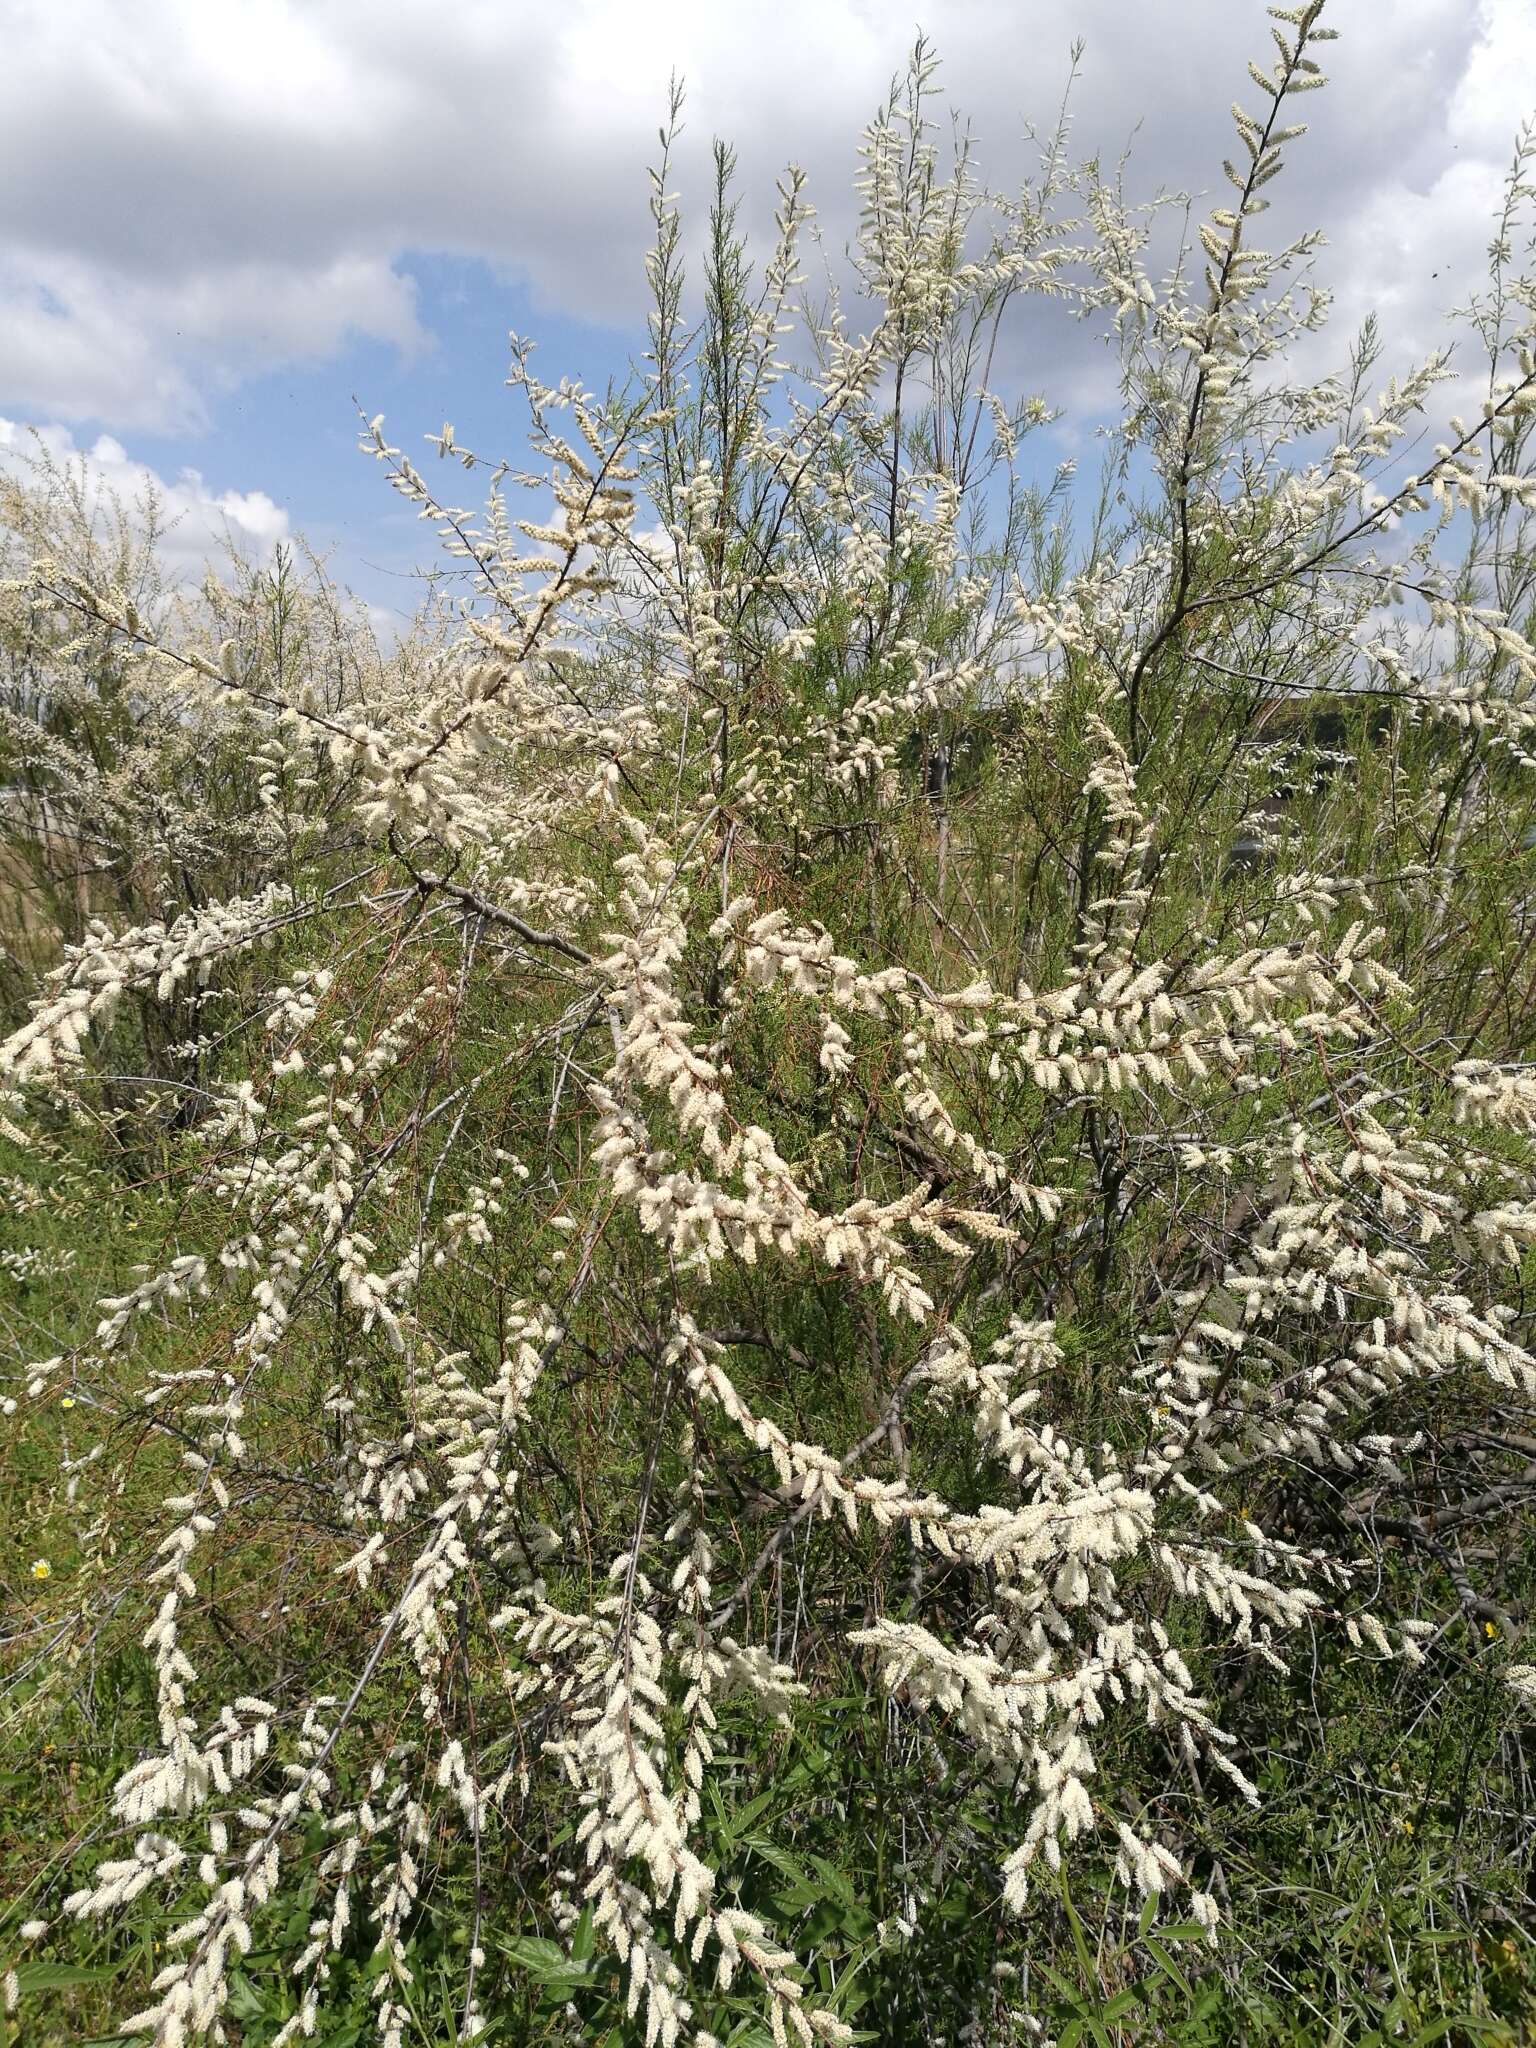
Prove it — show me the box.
[0,0,1530,617]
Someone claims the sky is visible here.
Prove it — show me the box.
[0,0,1531,625]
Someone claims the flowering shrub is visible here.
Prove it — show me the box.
[4,6,1536,2042]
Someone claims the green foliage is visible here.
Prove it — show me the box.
[4,9,1536,2047]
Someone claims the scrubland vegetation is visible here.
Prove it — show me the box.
[3,5,1536,2041]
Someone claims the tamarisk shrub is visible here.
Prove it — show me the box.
[0,441,431,1148]
[5,5,1536,2041]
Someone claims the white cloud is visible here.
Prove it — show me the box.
[0,0,1526,436]
[1448,0,1536,157]
[0,247,426,437]
[1285,0,1536,422]
[0,417,290,578]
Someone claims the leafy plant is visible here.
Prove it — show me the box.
[4,7,1536,2046]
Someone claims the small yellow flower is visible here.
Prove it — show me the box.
[30,1558,51,1580]
[1402,1819,1414,1834]
[60,1396,75,1410]
[1485,1620,1498,1639]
